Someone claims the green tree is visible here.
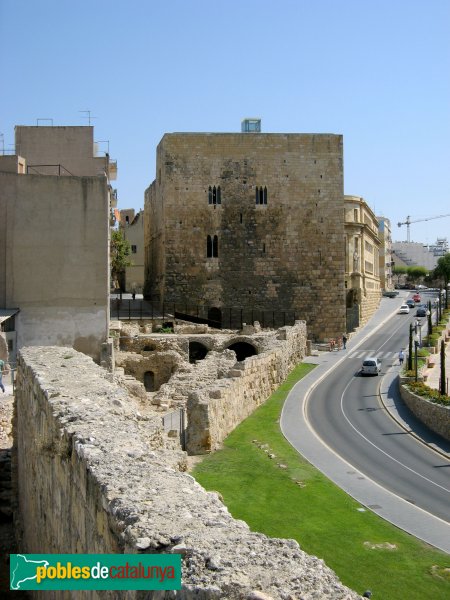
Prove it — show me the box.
[393,265,407,285]
[433,253,450,308]
[110,229,132,291]
[406,265,428,283]
[433,253,450,286]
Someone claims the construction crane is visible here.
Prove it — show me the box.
[398,213,450,242]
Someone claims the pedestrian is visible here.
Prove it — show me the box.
[0,358,5,393]
[342,334,347,349]
[398,350,405,365]
[132,291,136,300]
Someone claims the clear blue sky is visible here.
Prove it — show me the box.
[1,0,449,244]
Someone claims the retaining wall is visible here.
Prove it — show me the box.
[399,379,450,441]
[13,346,359,600]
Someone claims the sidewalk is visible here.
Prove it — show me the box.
[424,328,450,394]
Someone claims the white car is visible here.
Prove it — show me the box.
[399,304,410,314]
[361,357,382,376]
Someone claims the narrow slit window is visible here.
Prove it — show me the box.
[213,235,218,257]
[217,186,221,204]
[207,235,212,257]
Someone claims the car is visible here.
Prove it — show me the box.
[412,294,421,303]
[405,299,415,308]
[399,304,410,314]
[382,290,399,298]
[416,307,427,317]
[361,357,382,376]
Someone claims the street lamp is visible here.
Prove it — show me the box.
[417,319,422,346]
[414,334,420,382]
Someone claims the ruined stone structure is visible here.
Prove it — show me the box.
[114,320,308,454]
[144,133,346,341]
[344,196,381,331]
[13,346,360,599]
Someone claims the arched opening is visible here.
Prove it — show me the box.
[144,371,155,392]
[227,341,257,362]
[189,341,209,363]
[142,344,155,352]
[208,307,222,327]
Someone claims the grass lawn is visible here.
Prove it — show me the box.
[192,363,450,600]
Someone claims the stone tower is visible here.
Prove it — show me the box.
[144,132,346,340]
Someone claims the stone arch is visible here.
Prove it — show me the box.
[142,344,155,352]
[189,341,209,363]
[144,371,155,392]
[226,341,258,362]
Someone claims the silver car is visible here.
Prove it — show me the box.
[361,357,382,376]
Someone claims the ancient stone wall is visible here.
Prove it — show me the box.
[399,379,450,441]
[360,288,382,328]
[186,323,307,454]
[145,133,346,341]
[13,346,360,600]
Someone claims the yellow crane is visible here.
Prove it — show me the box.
[398,213,450,242]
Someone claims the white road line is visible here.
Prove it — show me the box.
[340,377,450,494]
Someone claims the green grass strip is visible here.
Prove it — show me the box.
[192,363,450,599]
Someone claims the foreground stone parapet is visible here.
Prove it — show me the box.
[13,347,361,599]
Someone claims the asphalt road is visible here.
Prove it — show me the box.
[307,307,450,524]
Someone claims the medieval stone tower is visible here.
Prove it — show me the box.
[144,132,346,340]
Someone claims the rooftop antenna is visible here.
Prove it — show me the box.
[79,110,96,125]
[0,133,4,155]
[36,118,54,126]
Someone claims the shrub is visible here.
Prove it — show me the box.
[408,381,450,406]
[428,333,440,346]
[417,348,430,357]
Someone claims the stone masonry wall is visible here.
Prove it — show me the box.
[360,289,381,329]
[186,323,307,454]
[145,133,346,341]
[399,379,450,441]
[13,346,360,600]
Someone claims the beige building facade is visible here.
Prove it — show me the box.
[377,216,394,290]
[344,195,381,330]
[145,132,346,341]
[119,209,145,293]
[0,125,113,362]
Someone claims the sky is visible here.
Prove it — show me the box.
[1,0,449,245]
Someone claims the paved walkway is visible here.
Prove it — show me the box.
[424,324,450,393]
[281,294,450,554]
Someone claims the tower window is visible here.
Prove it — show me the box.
[208,185,221,205]
[255,186,268,205]
[207,235,219,258]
